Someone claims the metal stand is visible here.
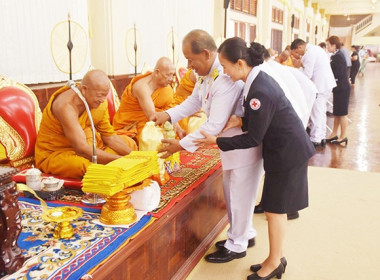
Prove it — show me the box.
[66,82,106,206]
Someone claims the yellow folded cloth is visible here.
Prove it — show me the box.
[82,151,160,197]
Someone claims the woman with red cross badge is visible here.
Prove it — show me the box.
[196,38,315,280]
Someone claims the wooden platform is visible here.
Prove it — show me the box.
[91,167,228,280]
[28,74,134,110]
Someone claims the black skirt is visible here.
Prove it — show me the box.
[333,86,350,116]
[261,161,309,213]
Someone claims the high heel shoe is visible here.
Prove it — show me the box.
[250,257,287,273]
[247,263,284,280]
[326,136,338,143]
[334,137,348,146]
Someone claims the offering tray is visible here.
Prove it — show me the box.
[42,206,83,239]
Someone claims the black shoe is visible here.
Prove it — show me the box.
[326,136,338,143]
[312,139,326,148]
[334,137,348,146]
[250,257,287,273]
[287,211,299,220]
[215,237,255,250]
[254,202,264,214]
[247,263,284,280]
[205,247,246,263]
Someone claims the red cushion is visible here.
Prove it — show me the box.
[0,86,38,158]
[178,67,187,79]
[12,168,82,190]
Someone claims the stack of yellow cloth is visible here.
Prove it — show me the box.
[82,151,160,196]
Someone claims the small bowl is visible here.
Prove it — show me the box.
[42,177,64,191]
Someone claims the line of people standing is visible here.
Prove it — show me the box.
[153,30,315,280]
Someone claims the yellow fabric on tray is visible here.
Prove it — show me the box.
[35,86,136,179]
[112,72,174,143]
[82,151,160,196]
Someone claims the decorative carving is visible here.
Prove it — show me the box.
[0,117,25,161]
[0,76,42,131]
[0,167,25,275]
[0,75,42,167]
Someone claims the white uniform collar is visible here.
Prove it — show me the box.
[197,55,221,85]
[242,65,261,98]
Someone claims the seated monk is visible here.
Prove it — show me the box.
[112,57,176,143]
[35,70,138,179]
[275,45,294,67]
[173,69,196,132]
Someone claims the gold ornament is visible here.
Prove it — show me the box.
[42,206,83,239]
[99,190,137,225]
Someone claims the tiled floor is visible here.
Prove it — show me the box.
[308,62,380,172]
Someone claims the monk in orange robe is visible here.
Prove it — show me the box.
[173,69,196,132]
[112,57,176,143]
[35,70,137,179]
[275,45,294,67]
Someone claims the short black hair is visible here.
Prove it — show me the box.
[290,38,306,50]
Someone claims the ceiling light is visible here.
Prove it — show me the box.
[371,0,377,4]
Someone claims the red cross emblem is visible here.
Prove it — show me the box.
[250,98,261,110]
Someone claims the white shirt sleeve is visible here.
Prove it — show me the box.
[300,45,316,79]
[166,86,202,124]
[179,76,243,153]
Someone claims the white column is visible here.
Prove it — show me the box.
[257,0,273,46]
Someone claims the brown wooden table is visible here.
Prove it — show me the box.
[90,167,227,280]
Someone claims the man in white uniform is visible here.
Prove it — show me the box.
[290,39,336,148]
[261,57,310,128]
[154,29,264,263]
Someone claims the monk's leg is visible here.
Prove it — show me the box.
[39,151,91,179]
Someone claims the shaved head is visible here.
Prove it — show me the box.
[80,69,110,108]
[153,57,175,87]
[154,57,175,72]
[82,69,110,89]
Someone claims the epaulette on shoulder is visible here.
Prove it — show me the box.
[211,68,219,81]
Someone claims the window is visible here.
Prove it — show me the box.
[234,21,251,41]
[239,22,246,39]
[272,7,283,24]
[231,0,257,16]
[249,25,256,42]
[271,29,283,53]
[295,17,300,29]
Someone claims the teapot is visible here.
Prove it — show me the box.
[25,167,42,191]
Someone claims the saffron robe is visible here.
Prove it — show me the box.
[112,72,174,143]
[35,86,137,179]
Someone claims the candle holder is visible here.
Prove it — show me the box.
[41,206,83,239]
